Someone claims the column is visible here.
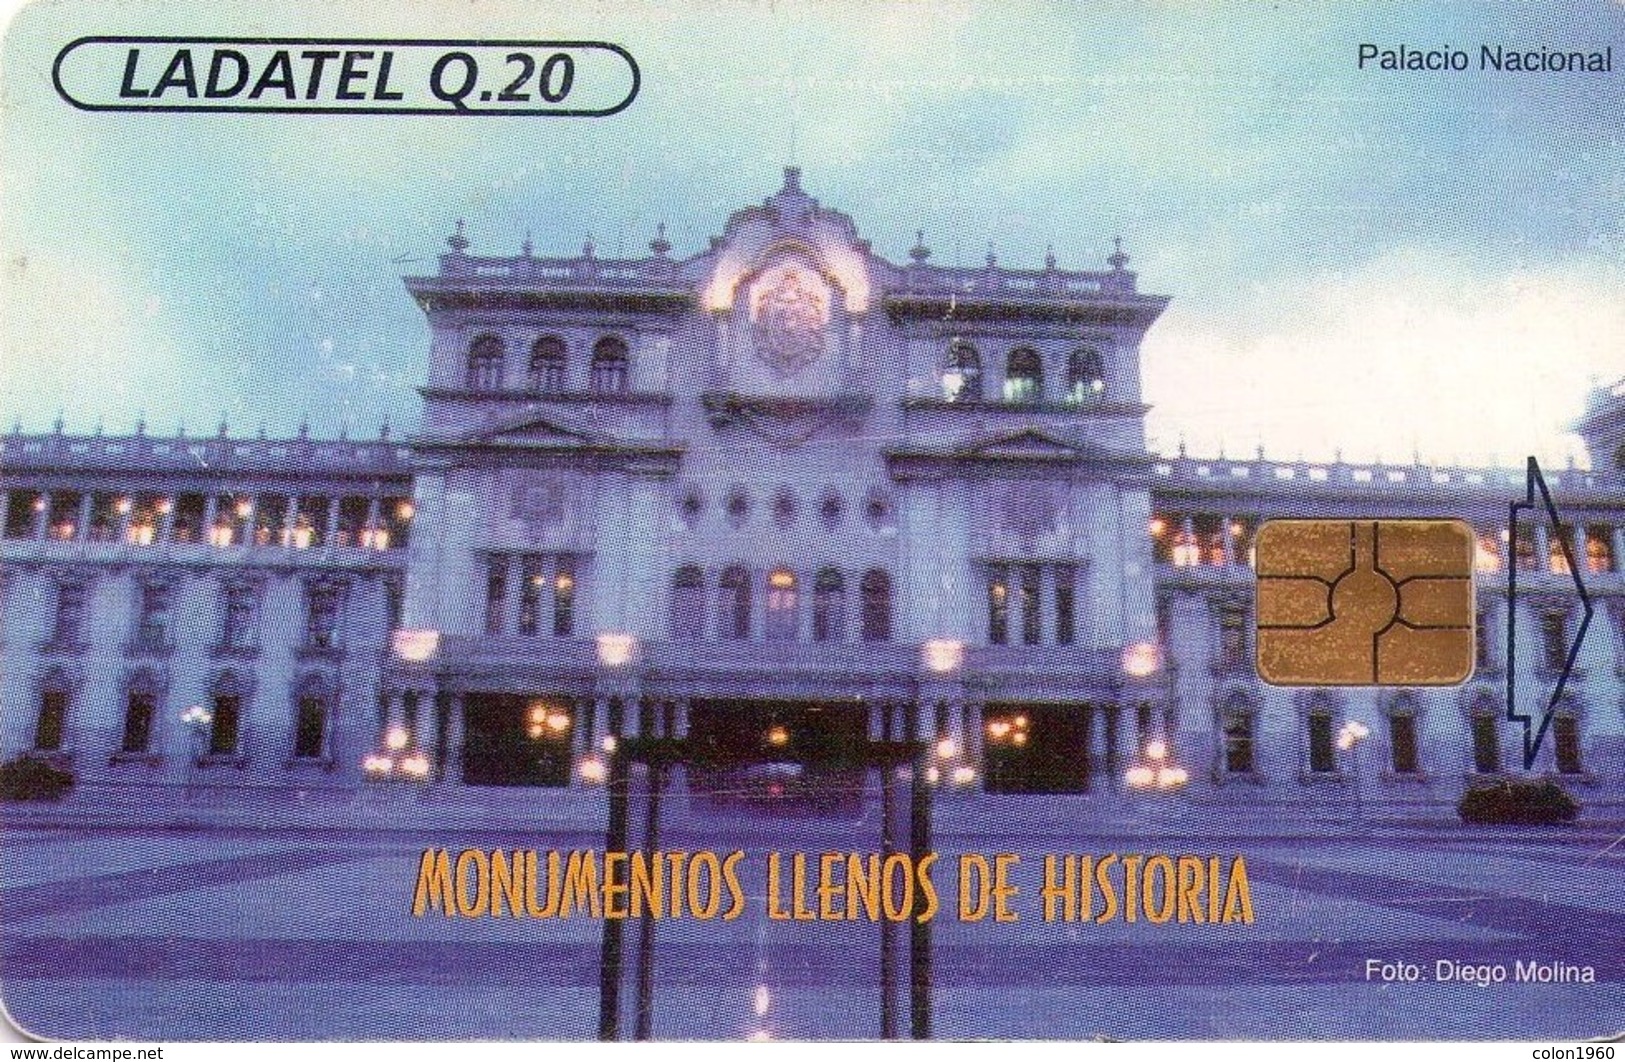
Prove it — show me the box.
[943,700,965,755]
[618,697,639,740]
[202,495,219,542]
[325,498,342,547]
[963,702,984,781]
[1103,704,1121,787]
[868,701,886,743]
[281,496,299,547]
[890,703,908,743]
[442,692,465,784]
[158,496,176,542]
[1612,526,1625,574]
[32,494,47,540]
[915,701,937,744]
[1081,705,1095,792]
[505,554,524,635]
[76,494,93,542]
[383,690,405,746]
[116,496,133,542]
[591,696,612,754]
[1221,514,1236,566]
[416,690,439,758]
[1533,523,1549,573]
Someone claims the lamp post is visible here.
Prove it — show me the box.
[1337,720,1371,832]
[1124,738,1189,793]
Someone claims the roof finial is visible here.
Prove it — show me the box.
[1176,435,1187,459]
[134,413,146,437]
[11,417,21,435]
[985,242,997,269]
[1108,236,1129,272]
[379,416,391,441]
[1045,244,1056,271]
[783,165,802,193]
[447,218,469,254]
[521,231,533,258]
[93,416,104,436]
[297,416,310,440]
[650,222,671,257]
[1256,442,1265,461]
[53,411,64,435]
[217,414,229,438]
[256,421,267,440]
[909,230,930,264]
[582,234,595,259]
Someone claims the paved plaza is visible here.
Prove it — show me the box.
[2,815,1622,1042]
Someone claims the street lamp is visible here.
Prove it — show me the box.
[1337,720,1371,831]
[1125,738,1189,792]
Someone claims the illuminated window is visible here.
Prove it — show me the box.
[590,336,630,394]
[518,555,544,636]
[1553,714,1583,775]
[1065,349,1105,403]
[1194,514,1225,566]
[1549,524,1573,575]
[1148,513,1174,563]
[812,568,845,642]
[1018,565,1041,646]
[671,566,705,640]
[943,340,982,401]
[1054,564,1076,646]
[124,496,162,545]
[553,556,576,637]
[528,336,568,394]
[253,495,288,546]
[466,334,505,391]
[1585,525,1615,573]
[765,568,798,641]
[987,564,1010,645]
[860,569,892,642]
[47,491,81,541]
[170,494,206,544]
[381,497,413,549]
[1388,708,1419,774]
[1513,525,1537,571]
[484,555,508,636]
[1171,526,1201,567]
[291,496,329,548]
[87,493,120,542]
[719,565,751,640]
[334,497,369,548]
[4,491,40,538]
[1228,518,1258,568]
[1474,533,1501,573]
[1003,348,1042,403]
[1218,605,1248,669]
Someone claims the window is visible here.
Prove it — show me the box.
[1149,514,1175,563]
[1513,525,1537,571]
[812,568,845,642]
[254,495,288,546]
[125,496,163,546]
[1549,524,1573,575]
[1471,712,1500,773]
[134,581,174,651]
[528,336,568,393]
[304,581,342,650]
[292,677,330,759]
[1585,525,1615,573]
[210,694,241,755]
[1307,711,1336,773]
[1228,518,1258,568]
[726,491,751,528]
[553,555,576,637]
[484,555,509,635]
[87,493,120,542]
[122,688,156,754]
[987,565,1010,645]
[4,491,40,539]
[771,491,797,529]
[860,570,892,642]
[1054,564,1076,646]
[1218,605,1248,669]
[1223,704,1255,774]
[1193,515,1225,566]
[380,498,413,550]
[1475,605,1494,671]
[671,566,705,640]
[818,494,843,530]
[1003,347,1042,403]
[719,566,751,640]
[220,583,259,650]
[466,334,505,391]
[1065,349,1105,403]
[1019,565,1041,646]
[1389,712,1419,774]
[590,336,630,394]
[212,494,251,547]
[1475,532,1501,574]
[47,491,81,541]
[765,568,798,641]
[35,683,68,752]
[1171,525,1200,568]
[51,581,88,646]
[334,497,369,548]
[944,340,982,401]
[1553,714,1583,774]
[171,494,206,543]
[1540,609,1569,672]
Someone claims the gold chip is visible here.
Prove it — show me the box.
[1255,519,1475,686]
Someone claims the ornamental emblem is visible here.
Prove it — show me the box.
[751,269,827,378]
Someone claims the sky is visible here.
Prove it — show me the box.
[2,0,1623,467]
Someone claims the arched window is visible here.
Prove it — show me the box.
[1553,708,1583,775]
[34,670,71,752]
[719,565,751,640]
[209,672,246,756]
[1306,701,1337,773]
[944,341,982,401]
[765,568,799,641]
[292,674,331,760]
[860,569,892,642]
[1066,349,1105,403]
[528,337,568,394]
[1003,347,1042,403]
[670,566,705,640]
[812,568,846,642]
[590,336,630,394]
[466,334,505,391]
[121,670,161,754]
[1222,698,1255,774]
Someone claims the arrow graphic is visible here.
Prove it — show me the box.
[1505,456,1593,770]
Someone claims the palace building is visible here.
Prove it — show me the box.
[2,169,1622,824]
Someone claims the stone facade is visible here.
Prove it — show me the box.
[2,169,1621,823]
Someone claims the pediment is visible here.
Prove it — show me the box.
[471,415,598,448]
[962,428,1091,458]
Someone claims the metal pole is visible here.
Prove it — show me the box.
[634,758,664,1041]
[879,719,898,1039]
[909,742,932,1040]
[598,745,629,1041]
